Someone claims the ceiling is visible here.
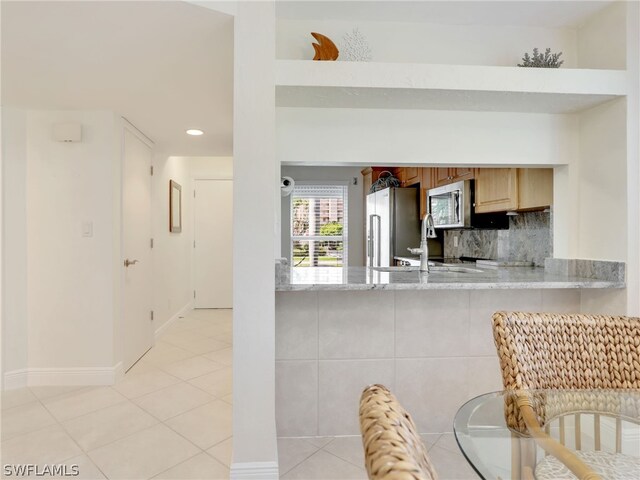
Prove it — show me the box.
[276,1,614,28]
[1,1,233,156]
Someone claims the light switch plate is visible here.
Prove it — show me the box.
[82,221,93,237]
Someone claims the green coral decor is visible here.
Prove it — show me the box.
[518,48,564,68]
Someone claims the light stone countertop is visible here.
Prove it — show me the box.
[275,266,625,291]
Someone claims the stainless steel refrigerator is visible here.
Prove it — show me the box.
[366,187,421,267]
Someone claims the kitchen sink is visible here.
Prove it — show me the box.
[429,265,484,273]
[372,265,483,273]
[372,266,419,272]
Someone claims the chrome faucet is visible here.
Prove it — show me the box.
[408,213,437,272]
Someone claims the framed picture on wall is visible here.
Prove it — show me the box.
[170,180,182,233]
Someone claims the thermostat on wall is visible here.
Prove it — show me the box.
[52,123,82,142]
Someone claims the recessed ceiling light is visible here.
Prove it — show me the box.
[186,129,204,136]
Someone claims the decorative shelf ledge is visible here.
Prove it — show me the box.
[275,60,628,113]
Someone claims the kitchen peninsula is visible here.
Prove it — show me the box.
[277,263,625,291]
[275,260,625,439]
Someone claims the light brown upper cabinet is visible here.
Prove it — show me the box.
[517,169,554,211]
[475,168,553,213]
[451,168,475,181]
[386,167,419,187]
[403,167,421,186]
[475,168,518,213]
[434,167,475,187]
[434,168,452,187]
[361,167,374,195]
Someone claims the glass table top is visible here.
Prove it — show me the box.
[453,390,640,480]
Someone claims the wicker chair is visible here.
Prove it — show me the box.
[359,384,438,480]
[492,311,640,480]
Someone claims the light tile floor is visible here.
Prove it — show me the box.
[277,434,478,479]
[1,309,233,480]
[2,308,477,479]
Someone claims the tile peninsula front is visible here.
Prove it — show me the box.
[275,265,625,438]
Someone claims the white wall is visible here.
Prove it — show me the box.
[151,154,193,335]
[151,155,234,337]
[576,98,627,261]
[546,2,637,315]
[277,107,578,167]
[625,1,640,316]
[577,1,627,69]
[280,166,364,266]
[1,107,235,387]
[190,156,233,178]
[1,108,28,381]
[277,18,577,67]
[232,2,279,478]
[26,110,119,371]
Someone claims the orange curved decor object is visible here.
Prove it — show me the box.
[311,32,339,61]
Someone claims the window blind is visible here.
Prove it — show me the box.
[290,184,348,267]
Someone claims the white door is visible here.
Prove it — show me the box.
[194,179,233,308]
[122,127,153,371]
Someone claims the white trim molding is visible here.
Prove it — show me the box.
[154,301,193,341]
[4,369,29,390]
[230,462,279,480]
[3,363,123,390]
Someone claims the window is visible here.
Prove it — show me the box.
[290,184,348,267]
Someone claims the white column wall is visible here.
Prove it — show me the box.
[1,108,28,384]
[232,1,278,478]
[625,1,640,316]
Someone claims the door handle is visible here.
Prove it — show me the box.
[374,215,381,267]
[368,215,375,267]
[124,259,139,267]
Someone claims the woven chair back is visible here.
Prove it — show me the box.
[492,311,640,431]
[359,384,438,480]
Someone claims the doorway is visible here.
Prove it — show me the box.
[122,124,153,371]
[193,178,233,308]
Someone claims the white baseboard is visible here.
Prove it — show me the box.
[154,301,193,341]
[3,363,123,390]
[230,462,279,480]
[4,369,28,390]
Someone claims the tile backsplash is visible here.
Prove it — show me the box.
[444,211,551,266]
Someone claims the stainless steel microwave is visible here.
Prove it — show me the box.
[427,180,472,229]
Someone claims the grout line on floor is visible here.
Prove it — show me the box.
[320,441,366,470]
[278,442,322,477]
[426,433,443,452]
[156,400,227,452]
[317,447,367,471]
[147,450,205,480]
